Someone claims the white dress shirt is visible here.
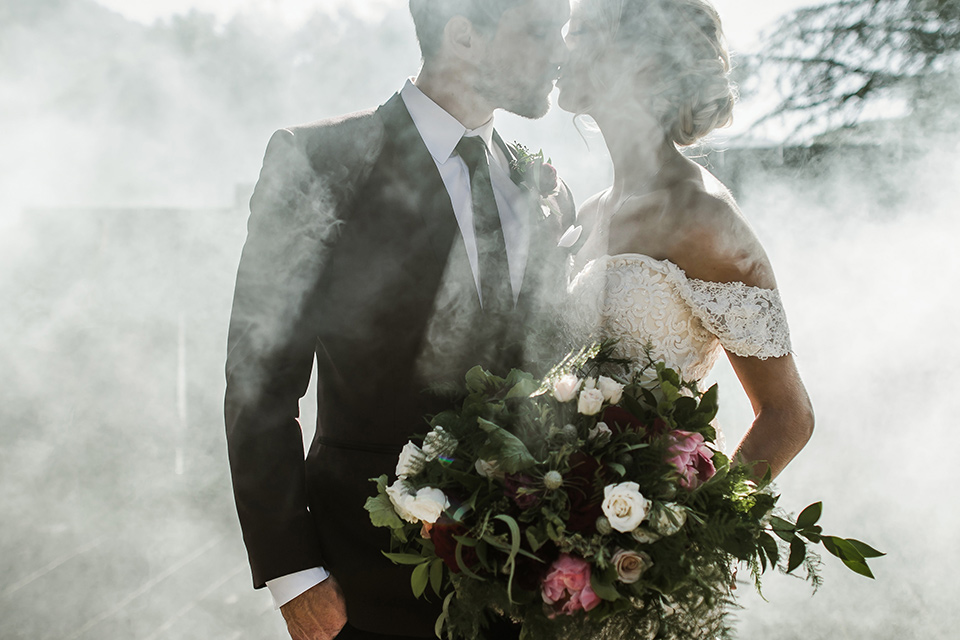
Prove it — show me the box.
[400,78,530,304]
[266,81,531,608]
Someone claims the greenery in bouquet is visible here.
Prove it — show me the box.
[365,342,882,640]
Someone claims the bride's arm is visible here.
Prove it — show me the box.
[725,351,815,480]
[669,186,814,480]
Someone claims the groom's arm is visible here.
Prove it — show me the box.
[225,129,332,589]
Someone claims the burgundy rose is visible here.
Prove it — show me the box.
[538,161,559,195]
[504,473,541,509]
[429,518,477,573]
[565,452,604,534]
[601,406,645,434]
[601,406,668,439]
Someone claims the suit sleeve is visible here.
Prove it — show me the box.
[224,129,333,589]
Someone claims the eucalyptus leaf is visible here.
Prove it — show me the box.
[832,538,867,563]
[526,528,543,553]
[590,572,621,601]
[821,536,843,559]
[787,537,806,573]
[842,558,876,579]
[759,532,779,569]
[383,552,429,565]
[607,462,627,477]
[430,558,444,596]
[847,539,885,559]
[698,384,719,419]
[365,494,404,529]
[477,418,537,473]
[411,561,430,598]
[506,376,538,400]
[796,502,823,529]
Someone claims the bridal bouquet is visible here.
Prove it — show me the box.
[365,342,881,640]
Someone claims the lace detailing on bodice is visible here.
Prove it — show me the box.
[564,254,792,382]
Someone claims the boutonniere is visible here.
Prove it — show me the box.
[509,143,561,220]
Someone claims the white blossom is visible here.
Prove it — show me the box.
[422,426,458,462]
[395,441,426,479]
[597,376,624,404]
[578,388,605,416]
[601,482,651,533]
[553,374,581,402]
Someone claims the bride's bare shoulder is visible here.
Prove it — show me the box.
[669,173,777,289]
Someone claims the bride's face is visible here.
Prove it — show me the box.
[557,8,649,115]
[557,13,601,113]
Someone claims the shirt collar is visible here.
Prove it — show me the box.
[400,78,496,164]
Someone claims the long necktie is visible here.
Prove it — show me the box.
[455,135,514,315]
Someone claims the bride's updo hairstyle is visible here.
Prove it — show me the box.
[577,0,736,145]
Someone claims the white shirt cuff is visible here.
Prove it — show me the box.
[266,566,330,609]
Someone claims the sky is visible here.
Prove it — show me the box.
[92,0,827,51]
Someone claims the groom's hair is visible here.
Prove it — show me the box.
[409,0,524,60]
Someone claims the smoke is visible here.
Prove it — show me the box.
[1,0,957,638]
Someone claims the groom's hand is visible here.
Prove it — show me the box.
[280,577,348,640]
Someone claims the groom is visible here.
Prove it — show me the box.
[224,1,573,638]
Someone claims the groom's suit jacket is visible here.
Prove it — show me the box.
[225,93,575,636]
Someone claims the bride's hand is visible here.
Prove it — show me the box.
[280,576,348,640]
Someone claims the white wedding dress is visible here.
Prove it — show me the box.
[562,252,793,639]
[565,252,792,384]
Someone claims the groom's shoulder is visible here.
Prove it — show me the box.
[282,106,387,170]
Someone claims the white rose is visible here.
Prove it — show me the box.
[578,388,605,416]
[395,441,426,479]
[553,374,581,402]
[584,377,597,390]
[601,482,651,533]
[588,421,613,443]
[406,487,450,524]
[597,376,624,404]
[385,480,418,523]
[650,502,687,536]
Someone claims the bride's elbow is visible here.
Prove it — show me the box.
[793,395,815,450]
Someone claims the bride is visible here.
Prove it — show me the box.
[556,0,814,482]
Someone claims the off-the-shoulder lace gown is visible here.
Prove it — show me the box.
[564,252,793,638]
[566,252,792,384]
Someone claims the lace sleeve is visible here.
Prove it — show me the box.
[678,279,793,359]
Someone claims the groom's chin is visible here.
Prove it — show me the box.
[504,93,554,121]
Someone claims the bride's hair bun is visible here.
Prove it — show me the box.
[584,0,737,145]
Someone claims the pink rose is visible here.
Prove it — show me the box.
[666,430,716,490]
[541,554,602,617]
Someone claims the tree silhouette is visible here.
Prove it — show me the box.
[749,0,960,140]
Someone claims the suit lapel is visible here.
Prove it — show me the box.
[376,95,465,275]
